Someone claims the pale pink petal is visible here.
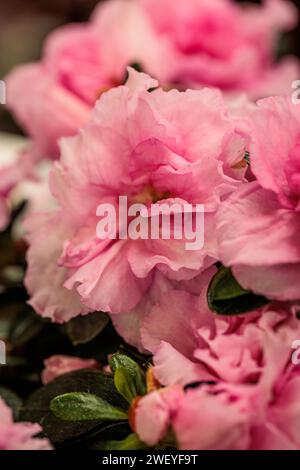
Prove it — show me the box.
[65,240,152,314]
[141,289,214,357]
[6,63,90,159]
[173,389,249,450]
[0,399,52,450]
[249,95,300,194]
[218,182,300,267]
[25,213,87,323]
[135,386,183,446]
[233,264,300,302]
[153,341,213,386]
[42,355,99,384]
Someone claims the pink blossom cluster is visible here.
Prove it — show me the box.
[0,399,52,450]
[3,0,300,451]
[20,67,300,448]
[6,0,299,160]
[2,0,299,226]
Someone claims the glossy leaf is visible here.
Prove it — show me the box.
[20,370,128,445]
[64,312,109,346]
[110,354,146,401]
[50,392,128,422]
[207,267,269,315]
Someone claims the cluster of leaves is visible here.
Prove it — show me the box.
[47,354,148,449]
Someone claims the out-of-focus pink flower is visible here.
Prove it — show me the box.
[24,69,247,323]
[5,1,167,160]
[140,0,300,98]
[41,355,99,384]
[6,26,93,159]
[7,0,298,164]
[0,398,52,450]
[92,0,172,84]
[218,96,300,301]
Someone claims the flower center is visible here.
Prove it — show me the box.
[132,185,171,205]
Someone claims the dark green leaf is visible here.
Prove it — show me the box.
[81,423,131,450]
[207,267,269,315]
[8,307,44,347]
[64,312,109,345]
[20,369,128,445]
[50,392,128,422]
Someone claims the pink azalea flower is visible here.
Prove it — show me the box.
[141,285,300,449]
[134,383,250,449]
[7,0,299,164]
[41,355,99,385]
[0,398,52,450]
[140,0,300,98]
[24,69,247,323]
[5,1,167,161]
[6,25,98,160]
[92,0,171,84]
[217,95,300,301]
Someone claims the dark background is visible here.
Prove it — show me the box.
[0,0,299,133]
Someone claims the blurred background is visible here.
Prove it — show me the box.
[0,0,299,133]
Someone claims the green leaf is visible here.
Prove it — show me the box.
[110,354,146,402]
[50,392,128,422]
[114,367,137,404]
[98,433,147,450]
[64,312,109,345]
[20,370,128,446]
[207,267,269,316]
[8,307,44,347]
